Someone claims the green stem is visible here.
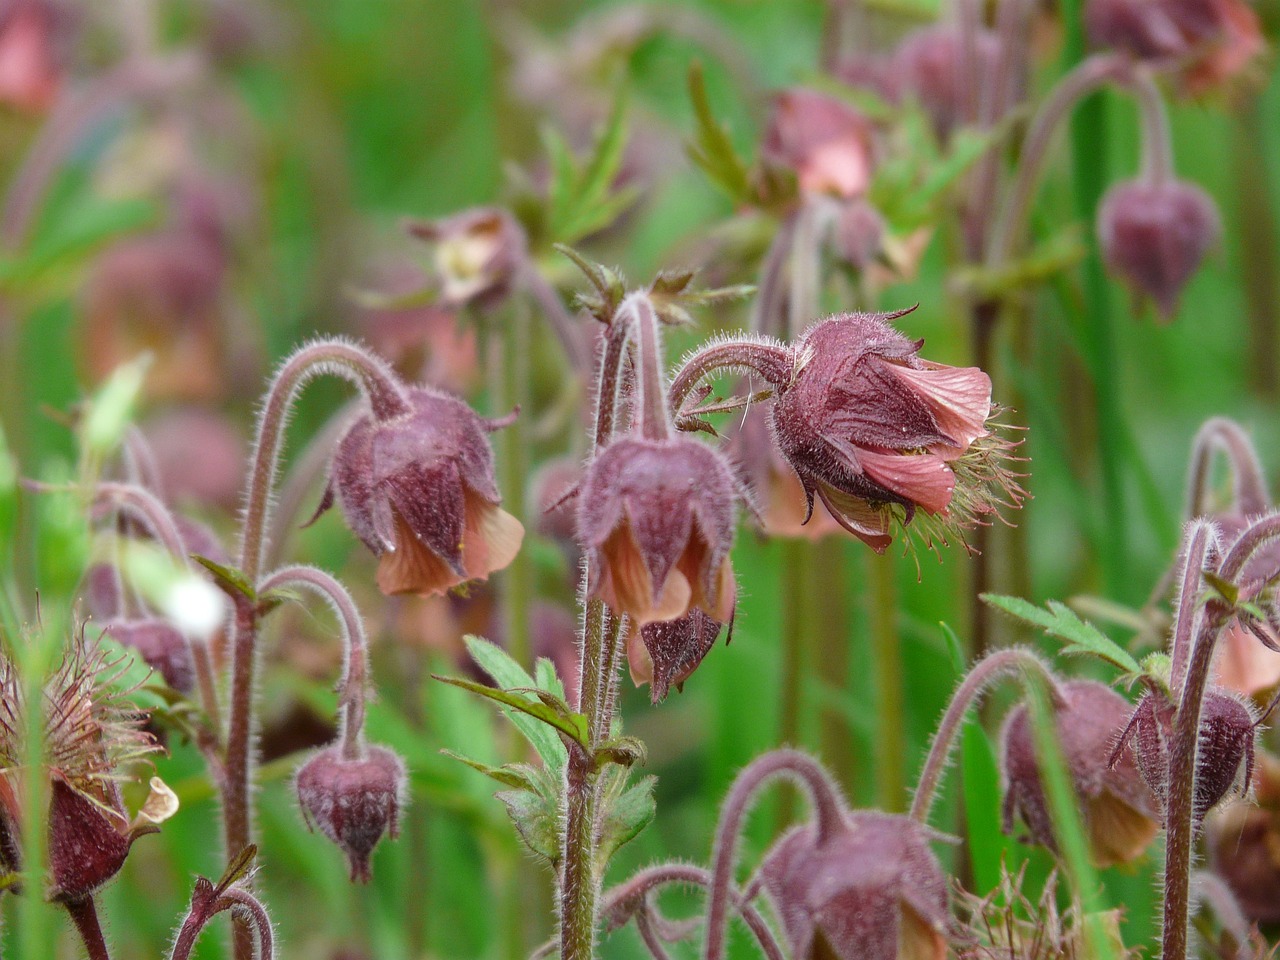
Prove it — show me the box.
[498,300,533,669]
[870,549,905,812]
[775,540,809,827]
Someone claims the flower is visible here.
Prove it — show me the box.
[731,404,841,540]
[1207,750,1280,924]
[296,744,406,883]
[761,88,878,200]
[0,0,65,115]
[321,386,524,597]
[1097,178,1221,322]
[577,435,738,625]
[102,618,195,693]
[1000,680,1159,867]
[770,311,1021,551]
[894,25,1003,143]
[759,810,949,960]
[409,207,526,309]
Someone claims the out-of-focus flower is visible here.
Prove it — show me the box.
[894,25,1003,142]
[321,387,524,597]
[731,404,841,540]
[296,744,406,883]
[0,0,66,115]
[102,618,194,693]
[1086,0,1264,94]
[761,88,878,200]
[1001,680,1159,867]
[409,208,527,309]
[1207,751,1280,925]
[141,408,246,511]
[760,810,949,960]
[577,436,737,625]
[1097,178,1221,322]
[770,311,1022,551]
[833,199,886,271]
[532,456,585,546]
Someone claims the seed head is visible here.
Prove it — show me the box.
[577,435,737,625]
[321,386,524,597]
[295,744,406,883]
[1097,178,1221,322]
[1000,680,1159,867]
[759,810,949,960]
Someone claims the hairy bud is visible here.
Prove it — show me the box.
[577,436,737,625]
[1000,680,1159,867]
[296,745,406,883]
[322,386,524,597]
[1097,178,1221,322]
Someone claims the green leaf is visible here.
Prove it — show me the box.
[981,594,1140,674]
[594,735,647,770]
[81,355,151,461]
[685,62,751,203]
[542,90,638,244]
[533,656,567,703]
[440,752,539,791]
[216,844,258,894]
[939,621,966,674]
[191,555,256,603]
[960,720,1016,894]
[598,774,656,863]
[432,673,588,751]
[496,781,562,867]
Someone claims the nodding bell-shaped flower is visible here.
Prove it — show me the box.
[577,435,738,626]
[1097,178,1221,322]
[321,386,524,598]
[1000,680,1159,867]
[770,311,1021,551]
[1115,687,1257,826]
[633,608,727,703]
[295,744,406,883]
[894,25,1003,144]
[760,810,950,960]
[761,88,878,200]
[409,207,526,309]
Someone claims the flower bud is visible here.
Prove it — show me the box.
[296,745,406,883]
[833,199,886,270]
[103,618,195,693]
[323,386,524,597]
[1000,680,1159,867]
[1118,689,1256,825]
[771,312,1019,550]
[761,88,878,200]
[577,436,737,625]
[410,208,526,309]
[759,811,949,960]
[894,25,1002,143]
[1097,178,1221,322]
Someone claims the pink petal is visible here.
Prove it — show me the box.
[857,448,955,514]
[888,362,992,448]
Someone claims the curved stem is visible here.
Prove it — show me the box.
[909,647,1062,825]
[751,213,798,337]
[1168,521,1217,695]
[667,338,795,416]
[985,53,1125,268]
[1185,418,1270,519]
[1220,513,1280,582]
[170,885,275,960]
[623,294,671,442]
[704,749,847,960]
[219,889,275,960]
[65,898,111,960]
[258,565,369,759]
[1130,66,1173,186]
[94,482,187,562]
[523,265,593,376]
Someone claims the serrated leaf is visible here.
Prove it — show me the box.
[686,62,751,203]
[191,555,256,602]
[496,785,562,867]
[598,774,656,863]
[440,751,539,790]
[982,593,1140,674]
[433,673,588,755]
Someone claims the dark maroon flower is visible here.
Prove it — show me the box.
[322,386,524,597]
[1097,178,1221,321]
[47,777,133,902]
[577,436,737,625]
[894,25,1003,142]
[770,311,1019,551]
[103,618,195,693]
[634,608,726,703]
[296,745,406,883]
[759,810,949,960]
[409,207,526,309]
[761,88,878,200]
[1001,680,1159,867]
[1115,688,1256,825]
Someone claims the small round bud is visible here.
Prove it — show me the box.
[761,88,878,200]
[577,436,737,626]
[1097,178,1221,322]
[296,745,406,883]
[1000,680,1159,867]
[325,386,525,598]
[760,811,949,960]
[104,618,195,693]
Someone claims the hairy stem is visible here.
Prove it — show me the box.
[1185,418,1270,519]
[909,647,1062,825]
[623,294,671,442]
[667,338,795,416]
[704,749,847,960]
[1168,521,1217,694]
[65,898,111,960]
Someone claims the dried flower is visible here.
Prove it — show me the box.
[577,435,737,625]
[1097,178,1221,322]
[770,311,1022,551]
[761,88,878,200]
[409,208,526,309]
[295,744,406,882]
[1001,680,1159,867]
[894,25,1003,143]
[321,386,524,597]
[759,810,950,960]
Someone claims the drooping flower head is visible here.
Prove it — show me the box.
[1001,680,1159,867]
[894,25,1004,143]
[759,810,950,960]
[321,386,524,597]
[770,311,1023,552]
[577,435,737,626]
[761,88,878,200]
